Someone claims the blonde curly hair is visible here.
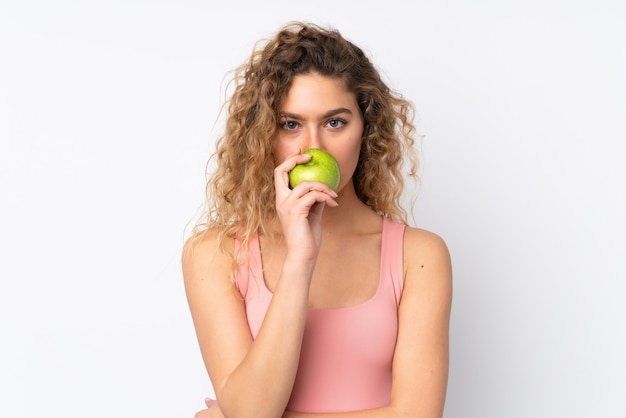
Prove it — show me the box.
[193,21,419,252]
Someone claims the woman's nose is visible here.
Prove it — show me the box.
[301,128,322,150]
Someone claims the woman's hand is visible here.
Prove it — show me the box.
[274,151,338,264]
[194,398,224,418]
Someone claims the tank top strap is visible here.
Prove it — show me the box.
[380,217,406,307]
[234,233,263,298]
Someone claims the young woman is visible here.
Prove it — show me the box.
[183,21,452,418]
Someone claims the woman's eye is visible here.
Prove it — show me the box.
[327,119,345,128]
[282,120,299,130]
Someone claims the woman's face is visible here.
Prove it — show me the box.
[273,73,364,192]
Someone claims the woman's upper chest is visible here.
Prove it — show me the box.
[259,231,382,309]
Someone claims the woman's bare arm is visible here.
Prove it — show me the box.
[183,231,313,418]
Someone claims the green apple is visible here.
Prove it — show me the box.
[288,148,341,191]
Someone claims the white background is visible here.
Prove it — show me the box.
[1,1,625,417]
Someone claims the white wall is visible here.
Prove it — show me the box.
[1,1,624,417]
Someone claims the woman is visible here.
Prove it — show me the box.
[183,21,452,418]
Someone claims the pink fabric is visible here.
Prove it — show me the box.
[234,216,406,413]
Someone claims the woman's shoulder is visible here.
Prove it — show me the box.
[181,228,235,283]
[182,228,221,260]
[402,226,452,279]
[403,225,448,248]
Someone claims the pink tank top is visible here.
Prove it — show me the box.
[234,216,406,413]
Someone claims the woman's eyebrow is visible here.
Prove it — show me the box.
[322,108,353,118]
[279,108,353,120]
[278,112,303,120]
